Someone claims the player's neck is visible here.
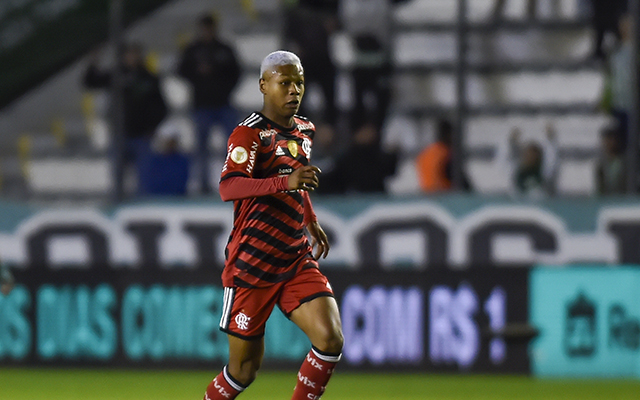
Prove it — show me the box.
[260,108,294,129]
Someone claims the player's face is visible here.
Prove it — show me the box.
[260,64,305,124]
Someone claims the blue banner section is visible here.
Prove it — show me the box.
[0,285,30,360]
[0,268,529,372]
[0,281,310,366]
[530,267,640,378]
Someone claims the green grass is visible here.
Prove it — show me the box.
[1,368,639,400]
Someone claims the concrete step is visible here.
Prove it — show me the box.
[393,0,589,25]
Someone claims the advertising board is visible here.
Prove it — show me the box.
[2,195,640,270]
[329,269,530,372]
[530,267,640,377]
[1,267,530,372]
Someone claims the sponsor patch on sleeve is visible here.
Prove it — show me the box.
[230,146,248,164]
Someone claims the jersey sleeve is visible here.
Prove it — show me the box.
[219,176,290,201]
[220,126,261,181]
[302,191,317,225]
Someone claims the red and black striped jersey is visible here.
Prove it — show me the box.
[220,112,318,288]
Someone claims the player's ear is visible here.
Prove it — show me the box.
[259,78,267,95]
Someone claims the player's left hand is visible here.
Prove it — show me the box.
[288,165,321,191]
[308,221,330,260]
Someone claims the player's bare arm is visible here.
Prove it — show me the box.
[308,221,330,260]
[288,165,321,191]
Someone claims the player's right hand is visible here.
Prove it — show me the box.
[288,165,321,191]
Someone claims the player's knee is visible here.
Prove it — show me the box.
[228,358,262,386]
[329,328,345,354]
[237,368,259,386]
[316,326,344,355]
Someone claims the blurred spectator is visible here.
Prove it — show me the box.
[312,124,345,194]
[591,0,627,60]
[340,0,397,50]
[604,13,632,148]
[83,43,168,195]
[284,1,338,125]
[328,120,398,193]
[339,0,396,131]
[595,126,626,195]
[496,124,558,198]
[178,13,240,194]
[514,142,546,196]
[141,128,190,196]
[351,34,391,131]
[416,119,453,192]
[416,119,471,193]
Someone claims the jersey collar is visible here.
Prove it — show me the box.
[257,112,297,134]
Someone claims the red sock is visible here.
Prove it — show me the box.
[203,366,246,400]
[291,346,341,400]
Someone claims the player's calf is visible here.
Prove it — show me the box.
[203,366,247,400]
[291,346,342,400]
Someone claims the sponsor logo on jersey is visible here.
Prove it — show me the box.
[278,167,293,175]
[230,146,248,164]
[275,147,285,156]
[259,129,277,140]
[302,137,312,158]
[235,312,251,330]
[221,144,234,172]
[297,122,314,131]
[246,142,258,173]
[287,140,298,158]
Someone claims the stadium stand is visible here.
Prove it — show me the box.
[0,0,611,202]
[382,0,608,196]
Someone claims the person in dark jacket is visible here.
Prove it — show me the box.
[591,0,627,59]
[178,13,241,194]
[83,43,168,195]
[284,2,338,125]
[324,120,398,194]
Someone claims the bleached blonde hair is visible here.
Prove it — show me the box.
[259,50,303,77]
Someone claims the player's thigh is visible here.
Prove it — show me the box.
[289,295,343,351]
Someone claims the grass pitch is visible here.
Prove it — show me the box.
[1,368,639,400]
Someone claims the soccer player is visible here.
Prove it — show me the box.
[203,51,343,400]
